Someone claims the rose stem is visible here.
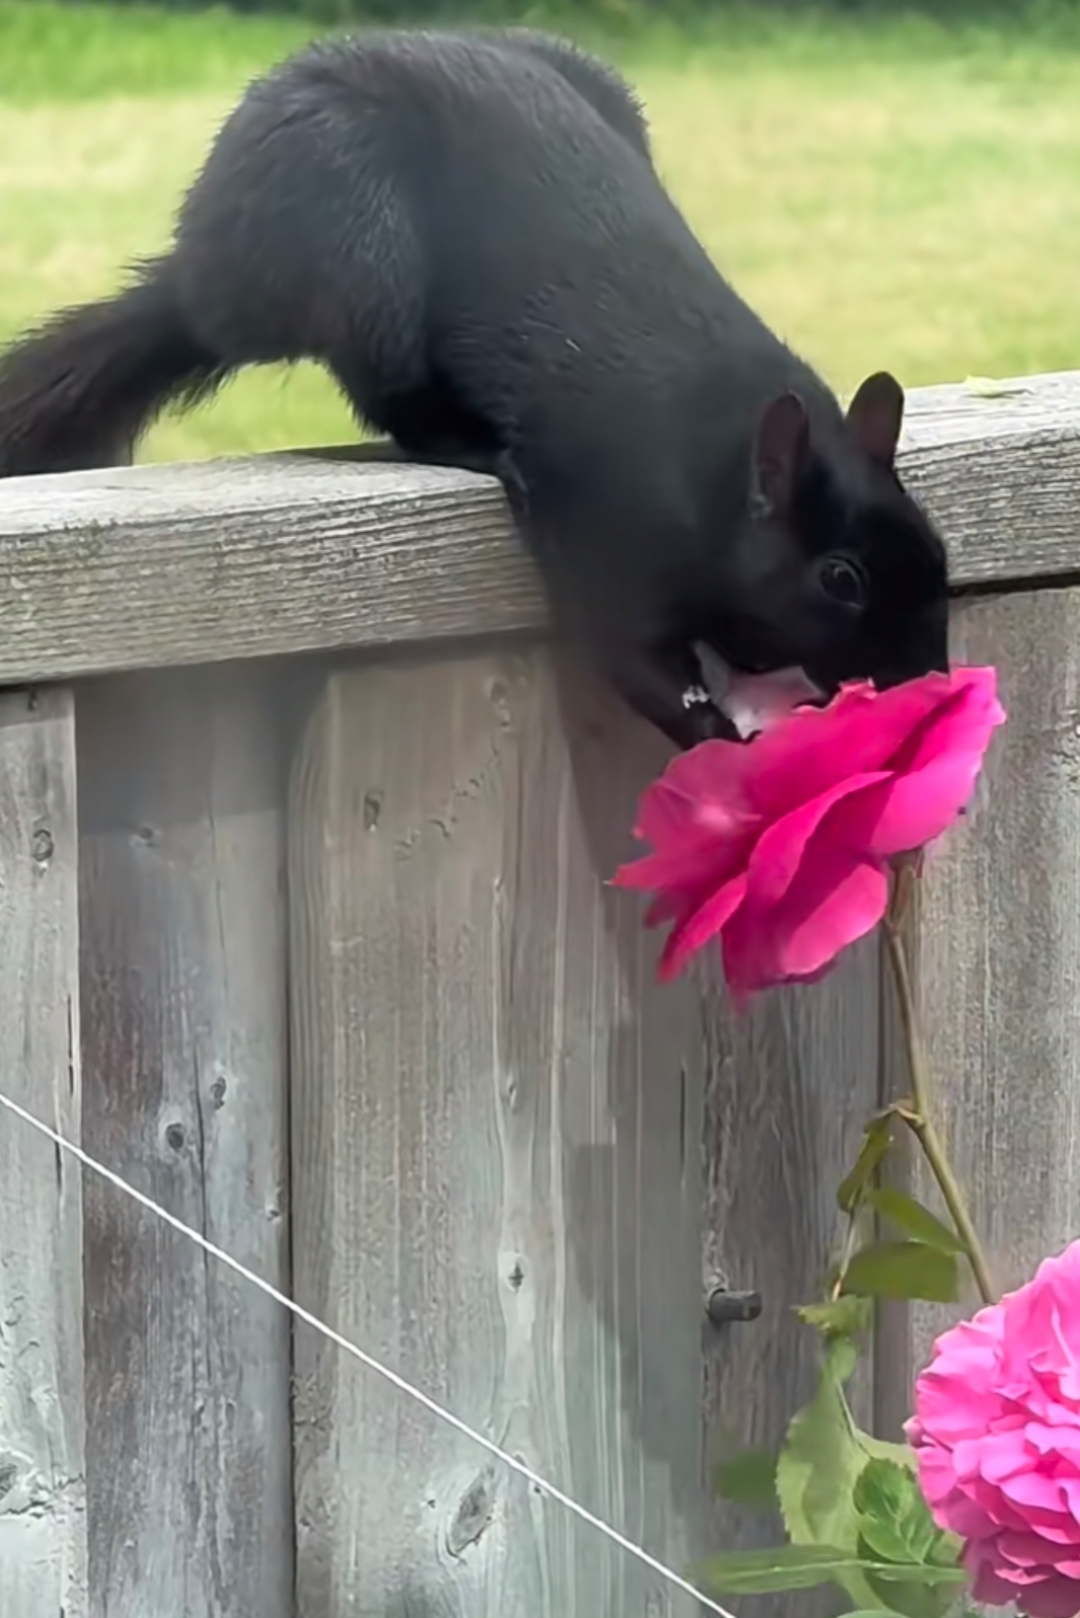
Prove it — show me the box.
[881,904,997,1307]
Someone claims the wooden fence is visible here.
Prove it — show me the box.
[0,370,1078,1618]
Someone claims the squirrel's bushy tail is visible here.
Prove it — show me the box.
[0,256,223,477]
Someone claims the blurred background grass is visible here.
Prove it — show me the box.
[2,0,1078,464]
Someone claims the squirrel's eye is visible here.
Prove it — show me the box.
[819,555,868,609]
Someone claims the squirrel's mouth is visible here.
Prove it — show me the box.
[691,643,824,739]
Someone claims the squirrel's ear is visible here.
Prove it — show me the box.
[847,371,904,467]
[752,392,809,518]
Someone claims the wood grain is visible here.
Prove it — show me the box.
[899,372,1080,590]
[0,688,87,1618]
[0,370,1077,682]
[876,587,1080,1431]
[288,646,716,1617]
[77,666,293,1618]
[701,938,881,1618]
[0,455,532,684]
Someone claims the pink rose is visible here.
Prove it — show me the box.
[613,667,1005,997]
[908,1242,1080,1618]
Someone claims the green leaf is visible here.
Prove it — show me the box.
[863,1548,967,1618]
[852,1458,955,1617]
[866,1572,935,1618]
[797,1296,874,1339]
[776,1339,886,1608]
[838,1118,894,1212]
[712,1447,777,1513]
[842,1240,959,1304]
[854,1466,964,1618]
[853,1458,922,1535]
[898,1505,937,1566]
[864,1568,964,1618]
[854,1456,952,1566]
[854,1433,918,1471]
[860,1519,929,1566]
[928,1531,964,1568]
[867,1188,965,1255]
[777,1341,862,1548]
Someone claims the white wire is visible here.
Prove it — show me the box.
[0,1087,735,1618]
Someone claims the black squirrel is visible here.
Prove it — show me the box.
[0,28,948,748]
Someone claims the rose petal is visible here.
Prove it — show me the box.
[776,855,890,980]
[886,666,1005,780]
[658,874,748,982]
[1017,1578,1080,1618]
[720,841,888,994]
[966,1547,1027,1608]
[744,771,890,908]
[631,740,764,852]
[817,681,1003,858]
[915,1370,1003,1441]
[835,747,991,858]
[1001,1471,1075,1513]
[614,834,746,905]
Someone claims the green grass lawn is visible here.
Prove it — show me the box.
[2,1,1079,465]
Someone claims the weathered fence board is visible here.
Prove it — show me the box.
[289,648,711,1617]
[877,587,1080,1433]
[900,371,1080,586]
[0,457,524,684]
[0,688,86,1618]
[702,937,881,1615]
[0,371,1078,686]
[77,667,293,1618]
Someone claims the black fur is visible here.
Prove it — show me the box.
[0,28,948,747]
[0,259,222,473]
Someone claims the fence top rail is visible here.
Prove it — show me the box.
[0,369,1076,685]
